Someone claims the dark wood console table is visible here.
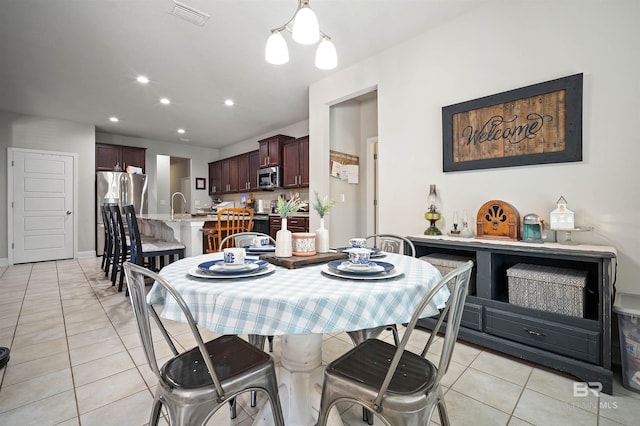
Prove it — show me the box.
[408,235,617,394]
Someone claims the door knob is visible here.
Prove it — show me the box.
[66,211,72,215]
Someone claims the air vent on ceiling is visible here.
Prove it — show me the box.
[170,1,210,26]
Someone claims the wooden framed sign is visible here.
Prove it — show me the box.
[442,73,583,172]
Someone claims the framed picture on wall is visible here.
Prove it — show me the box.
[442,73,583,172]
[195,177,206,190]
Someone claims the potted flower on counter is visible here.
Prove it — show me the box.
[275,192,308,257]
[312,191,337,253]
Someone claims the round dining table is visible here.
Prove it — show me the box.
[147,251,446,426]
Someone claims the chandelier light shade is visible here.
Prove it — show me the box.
[265,31,289,64]
[291,4,319,44]
[315,37,337,70]
[265,0,337,70]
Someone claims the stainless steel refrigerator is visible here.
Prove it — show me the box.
[96,172,148,255]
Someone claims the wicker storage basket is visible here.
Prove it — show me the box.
[420,254,475,294]
[507,263,587,317]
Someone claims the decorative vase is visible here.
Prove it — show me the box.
[275,218,293,257]
[315,218,329,253]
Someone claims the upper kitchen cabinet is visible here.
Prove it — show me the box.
[96,143,146,172]
[258,134,293,167]
[282,136,309,188]
[248,150,261,191]
[209,161,222,196]
[220,156,239,193]
[237,151,260,192]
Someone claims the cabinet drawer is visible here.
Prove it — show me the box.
[485,308,600,364]
[461,302,483,331]
[288,217,307,227]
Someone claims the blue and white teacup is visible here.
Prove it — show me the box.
[348,248,371,266]
[252,236,271,247]
[223,247,245,265]
[349,238,367,248]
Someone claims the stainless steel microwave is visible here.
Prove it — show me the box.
[257,166,280,190]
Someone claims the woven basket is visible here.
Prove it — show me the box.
[507,263,587,317]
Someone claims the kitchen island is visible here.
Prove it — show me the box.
[137,214,214,257]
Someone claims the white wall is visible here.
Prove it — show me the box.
[0,111,95,258]
[309,1,640,293]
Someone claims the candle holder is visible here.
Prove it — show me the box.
[450,211,461,235]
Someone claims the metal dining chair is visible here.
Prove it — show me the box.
[123,262,285,426]
[347,234,416,344]
[108,204,130,291]
[346,233,416,423]
[217,231,277,414]
[316,260,473,426]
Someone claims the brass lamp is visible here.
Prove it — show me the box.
[424,184,442,235]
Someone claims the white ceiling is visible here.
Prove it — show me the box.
[0,0,479,149]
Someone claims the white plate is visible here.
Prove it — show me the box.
[245,245,276,253]
[321,264,403,280]
[188,264,276,279]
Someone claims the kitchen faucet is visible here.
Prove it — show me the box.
[171,191,187,219]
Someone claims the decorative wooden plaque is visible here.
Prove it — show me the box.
[476,200,520,241]
[443,74,583,172]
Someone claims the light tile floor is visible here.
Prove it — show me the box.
[0,258,639,425]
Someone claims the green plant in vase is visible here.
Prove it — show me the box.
[312,192,337,253]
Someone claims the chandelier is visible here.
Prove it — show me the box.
[265,0,337,70]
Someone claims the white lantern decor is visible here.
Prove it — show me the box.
[550,196,575,230]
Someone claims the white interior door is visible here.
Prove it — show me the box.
[10,149,75,264]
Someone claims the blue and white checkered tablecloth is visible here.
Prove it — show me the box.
[147,252,447,336]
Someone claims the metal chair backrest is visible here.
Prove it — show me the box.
[218,232,275,252]
[372,260,473,409]
[122,205,143,265]
[365,233,416,257]
[217,208,255,250]
[123,262,225,396]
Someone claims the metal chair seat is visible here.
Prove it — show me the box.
[317,261,473,426]
[123,262,285,426]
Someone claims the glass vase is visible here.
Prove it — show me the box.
[275,217,293,257]
[315,217,329,253]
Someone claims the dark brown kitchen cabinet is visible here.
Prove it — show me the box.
[96,143,146,172]
[237,150,260,192]
[221,157,239,193]
[282,136,309,188]
[209,161,222,196]
[269,216,309,240]
[249,150,261,190]
[258,134,293,167]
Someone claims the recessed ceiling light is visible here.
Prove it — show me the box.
[136,75,149,84]
[177,128,186,134]
[109,116,119,122]
[160,97,171,105]
[224,99,234,106]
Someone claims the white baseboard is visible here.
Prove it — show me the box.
[77,250,97,259]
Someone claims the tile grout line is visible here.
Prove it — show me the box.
[76,258,159,423]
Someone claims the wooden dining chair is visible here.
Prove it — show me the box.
[317,261,473,426]
[216,208,255,251]
[123,262,285,426]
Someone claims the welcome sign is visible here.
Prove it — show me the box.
[442,74,583,172]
